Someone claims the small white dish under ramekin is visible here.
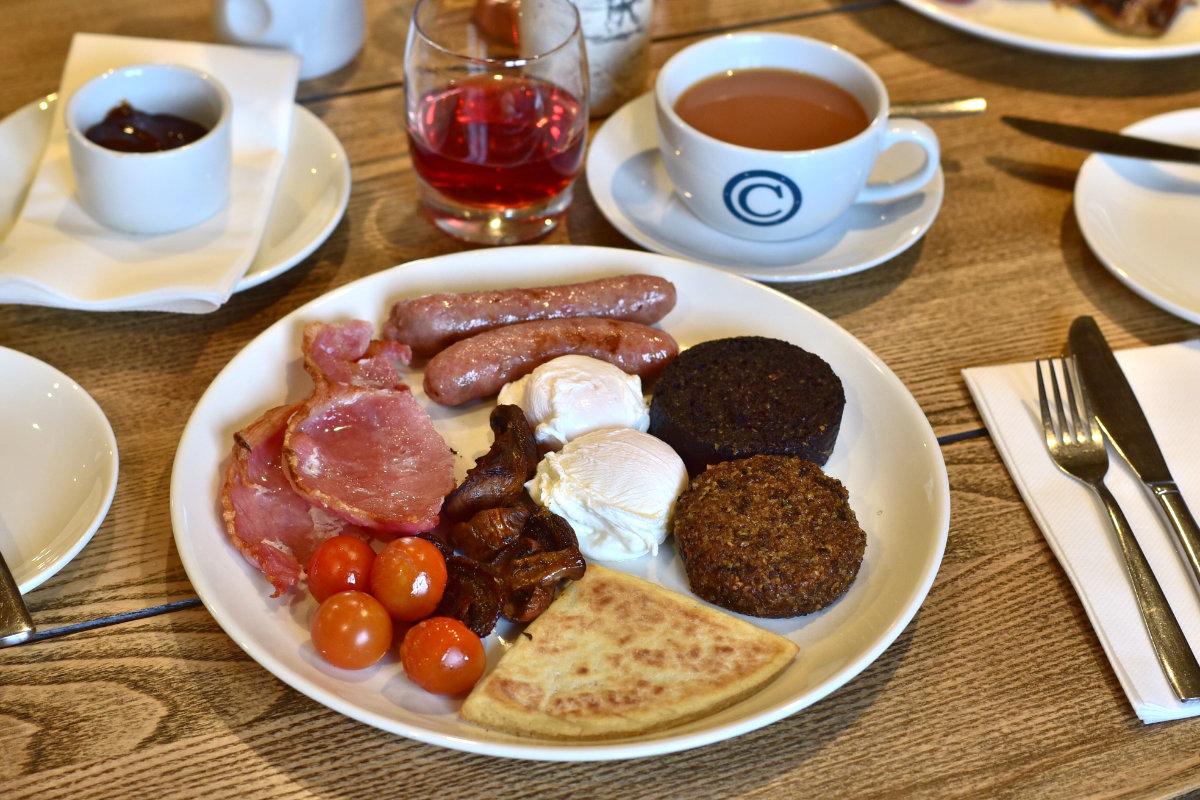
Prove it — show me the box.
[1074,108,1200,325]
[0,347,118,593]
[0,93,350,297]
[586,93,944,283]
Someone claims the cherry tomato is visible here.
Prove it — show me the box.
[370,537,447,621]
[307,536,376,602]
[400,617,486,695]
[311,591,393,670]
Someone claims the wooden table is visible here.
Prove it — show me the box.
[3,1,1200,796]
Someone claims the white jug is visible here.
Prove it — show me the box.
[213,0,365,80]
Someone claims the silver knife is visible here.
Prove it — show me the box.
[1002,115,1200,165]
[1069,316,1200,595]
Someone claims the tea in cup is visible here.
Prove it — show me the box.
[655,33,940,242]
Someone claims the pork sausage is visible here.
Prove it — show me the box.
[422,317,678,406]
[385,274,676,357]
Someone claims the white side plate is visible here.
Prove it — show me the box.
[1075,108,1200,325]
[0,347,118,593]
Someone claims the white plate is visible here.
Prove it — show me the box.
[0,95,350,294]
[1074,108,1200,325]
[170,245,950,760]
[586,93,944,283]
[0,347,118,593]
[893,0,1200,60]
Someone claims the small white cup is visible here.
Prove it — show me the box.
[655,33,940,242]
[66,64,231,235]
[214,0,365,80]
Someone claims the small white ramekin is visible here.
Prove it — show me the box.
[66,63,232,235]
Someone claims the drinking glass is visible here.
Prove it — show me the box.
[404,0,589,245]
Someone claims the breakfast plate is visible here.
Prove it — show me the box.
[0,347,118,593]
[586,93,944,283]
[892,0,1200,60]
[170,245,950,760]
[1074,108,1200,325]
[0,94,350,294]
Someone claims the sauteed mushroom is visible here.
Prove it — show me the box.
[435,556,503,637]
[451,504,531,562]
[443,405,538,520]
[440,405,585,628]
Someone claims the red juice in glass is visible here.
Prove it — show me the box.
[408,75,586,209]
[404,0,589,244]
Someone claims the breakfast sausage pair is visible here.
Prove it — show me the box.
[384,274,680,405]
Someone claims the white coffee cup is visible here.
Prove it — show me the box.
[213,0,365,80]
[655,33,940,242]
[66,64,232,235]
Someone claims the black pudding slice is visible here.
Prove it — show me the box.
[648,336,845,477]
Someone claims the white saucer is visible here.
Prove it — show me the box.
[586,93,944,283]
[1075,109,1200,325]
[0,95,350,294]
[0,347,118,593]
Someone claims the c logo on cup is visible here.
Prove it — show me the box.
[722,170,802,227]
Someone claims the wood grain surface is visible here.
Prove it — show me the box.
[2,0,1200,797]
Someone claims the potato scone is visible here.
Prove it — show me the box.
[673,455,865,617]
[460,565,798,740]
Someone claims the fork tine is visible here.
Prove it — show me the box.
[1047,358,1070,445]
[1036,359,1057,445]
[1061,356,1086,443]
[1069,354,1100,443]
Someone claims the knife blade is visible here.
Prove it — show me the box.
[1002,115,1200,165]
[1069,316,1200,593]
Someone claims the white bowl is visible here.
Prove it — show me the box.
[66,63,232,235]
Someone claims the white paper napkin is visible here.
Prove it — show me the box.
[0,33,299,313]
[964,339,1200,723]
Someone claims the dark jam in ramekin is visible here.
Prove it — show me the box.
[84,101,209,153]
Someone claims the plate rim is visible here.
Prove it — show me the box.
[234,104,351,292]
[1074,107,1200,326]
[0,345,119,594]
[585,92,944,283]
[170,245,950,761]
[0,95,350,296]
[892,0,1200,60]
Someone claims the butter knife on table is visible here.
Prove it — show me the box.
[1002,115,1200,165]
[1070,316,1200,595]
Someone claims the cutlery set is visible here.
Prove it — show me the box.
[1039,317,1200,701]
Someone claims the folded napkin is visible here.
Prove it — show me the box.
[964,339,1200,723]
[0,33,299,313]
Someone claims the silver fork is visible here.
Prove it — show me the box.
[1038,356,1200,701]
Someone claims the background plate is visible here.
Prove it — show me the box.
[170,246,950,761]
[892,0,1200,60]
